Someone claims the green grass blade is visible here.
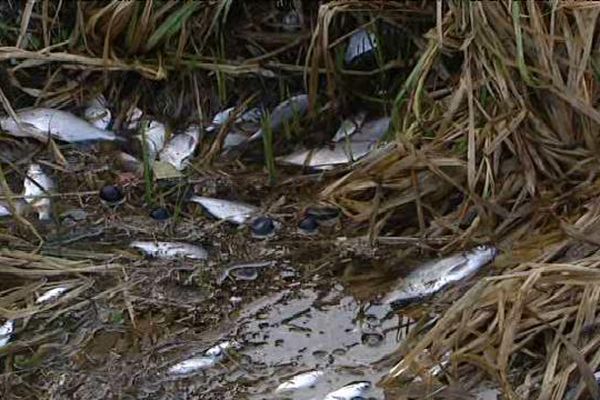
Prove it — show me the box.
[146,1,199,51]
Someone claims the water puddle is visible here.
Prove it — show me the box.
[151,282,430,399]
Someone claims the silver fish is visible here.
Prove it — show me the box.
[116,151,142,173]
[323,381,372,400]
[159,125,201,171]
[383,245,498,306]
[351,116,390,142]
[223,131,248,149]
[207,107,264,134]
[0,202,10,217]
[206,107,236,133]
[275,370,324,394]
[0,108,117,142]
[0,319,13,348]
[168,356,217,375]
[238,107,264,125]
[0,199,27,217]
[216,261,275,285]
[204,340,240,357]
[276,141,374,170]
[35,287,69,304]
[83,95,111,130]
[331,112,367,142]
[138,120,166,161]
[188,195,258,225]
[168,340,239,375]
[130,241,208,260]
[23,163,55,220]
[126,107,143,130]
[345,28,377,64]
[248,94,308,141]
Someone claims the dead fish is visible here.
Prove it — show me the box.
[188,195,258,225]
[35,287,69,304]
[331,112,367,142]
[206,107,236,133]
[159,125,201,171]
[83,95,111,130]
[275,370,324,394]
[223,131,248,149]
[351,116,391,142]
[23,163,55,220]
[383,245,499,307]
[116,151,142,173]
[248,94,308,142]
[238,107,264,125]
[168,356,217,375]
[207,107,264,134]
[276,141,374,170]
[0,108,117,143]
[323,381,372,400]
[216,261,275,285]
[0,320,13,348]
[204,340,241,358]
[168,340,240,375]
[345,28,377,65]
[0,199,27,217]
[126,107,143,130]
[130,241,208,260]
[138,120,166,161]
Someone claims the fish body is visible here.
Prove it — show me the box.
[323,381,371,400]
[168,340,239,375]
[116,151,142,173]
[383,245,498,307]
[0,320,13,348]
[130,241,208,260]
[83,95,111,130]
[126,107,143,130]
[139,120,166,161]
[351,116,390,142]
[204,340,240,358]
[168,356,216,375]
[275,370,324,394]
[248,94,308,141]
[0,202,10,217]
[23,163,55,220]
[189,195,258,225]
[277,141,374,170]
[36,287,69,304]
[345,29,377,64]
[206,107,236,132]
[217,261,274,284]
[331,112,366,142]
[0,199,27,217]
[277,117,390,170]
[159,125,201,170]
[223,131,248,149]
[0,108,117,142]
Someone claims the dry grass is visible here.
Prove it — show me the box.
[308,1,600,398]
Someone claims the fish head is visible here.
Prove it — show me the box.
[469,244,499,263]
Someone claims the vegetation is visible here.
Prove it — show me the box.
[0,1,599,399]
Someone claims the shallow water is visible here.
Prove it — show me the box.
[145,281,427,400]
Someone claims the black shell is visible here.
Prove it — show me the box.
[298,216,318,233]
[99,185,124,204]
[251,216,275,237]
[150,207,170,220]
